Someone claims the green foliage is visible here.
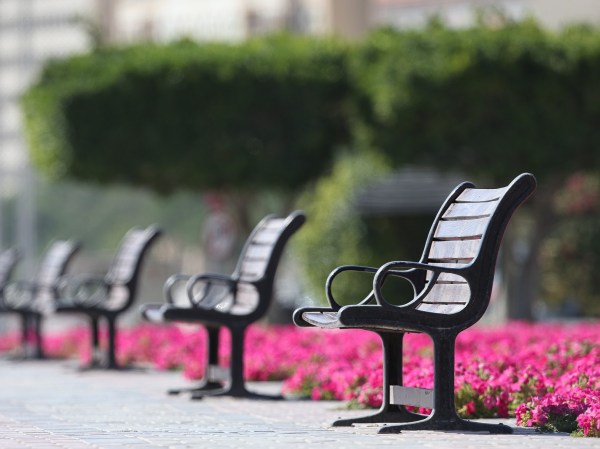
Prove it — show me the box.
[33,179,205,253]
[294,152,427,304]
[540,174,600,316]
[350,22,600,182]
[22,35,351,193]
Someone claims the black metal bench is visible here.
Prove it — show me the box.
[141,211,305,399]
[0,249,21,310]
[0,248,20,289]
[55,226,161,369]
[294,173,536,434]
[0,242,79,359]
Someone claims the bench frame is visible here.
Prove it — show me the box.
[55,226,161,369]
[141,211,305,399]
[294,174,536,434]
[0,242,79,359]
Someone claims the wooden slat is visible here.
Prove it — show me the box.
[456,187,507,202]
[421,283,470,303]
[252,229,281,245]
[434,217,489,240]
[244,244,273,259]
[417,302,466,314]
[425,272,468,283]
[38,242,76,284]
[428,240,481,262]
[442,201,500,219]
[239,259,268,280]
[262,219,286,231]
[109,232,148,282]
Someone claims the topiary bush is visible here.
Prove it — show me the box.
[22,35,351,193]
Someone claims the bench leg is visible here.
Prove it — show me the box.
[378,332,512,434]
[32,314,45,359]
[168,325,223,395]
[86,316,102,368]
[19,314,31,358]
[190,325,282,401]
[106,316,119,369]
[333,331,423,427]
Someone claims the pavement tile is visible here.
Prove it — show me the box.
[1,359,599,448]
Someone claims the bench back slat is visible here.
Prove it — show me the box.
[37,241,79,287]
[103,226,161,311]
[414,174,536,317]
[442,201,500,219]
[433,217,490,240]
[454,187,508,202]
[428,240,481,263]
[236,217,291,282]
[0,249,19,286]
[227,212,305,316]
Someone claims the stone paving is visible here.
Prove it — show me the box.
[0,359,597,449]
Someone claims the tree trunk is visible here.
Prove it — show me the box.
[506,180,561,321]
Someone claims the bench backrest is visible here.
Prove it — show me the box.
[103,225,162,311]
[36,240,80,288]
[0,248,19,286]
[231,211,305,316]
[416,173,536,323]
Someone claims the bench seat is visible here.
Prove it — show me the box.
[293,173,536,434]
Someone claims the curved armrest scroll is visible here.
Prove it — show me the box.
[2,280,37,309]
[373,261,469,309]
[325,265,378,311]
[70,277,110,307]
[185,273,236,309]
[163,274,192,305]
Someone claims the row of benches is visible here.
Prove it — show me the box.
[0,173,536,434]
[0,227,161,368]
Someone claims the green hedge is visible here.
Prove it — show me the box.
[22,36,351,193]
[350,22,600,182]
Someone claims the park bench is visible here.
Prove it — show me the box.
[55,226,161,369]
[1,242,79,359]
[0,248,20,290]
[141,211,305,399]
[0,248,21,310]
[293,173,536,434]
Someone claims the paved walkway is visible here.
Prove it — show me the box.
[0,358,597,449]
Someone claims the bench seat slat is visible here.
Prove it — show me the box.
[416,302,466,314]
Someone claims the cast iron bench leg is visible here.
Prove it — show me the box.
[168,326,223,395]
[378,332,512,434]
[334,331,423,426]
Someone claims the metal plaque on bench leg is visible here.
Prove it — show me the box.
[390,385,434,409]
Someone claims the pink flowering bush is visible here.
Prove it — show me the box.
[0,321,598,437]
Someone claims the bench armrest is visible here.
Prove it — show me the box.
[55,274,110,308]
[373,261,469,309]
[69,277,111,307]
[185,273,236,309]
[325,265,378,310]
[163,274,192,306]
[326,264,426,311]
[1,280,37,308]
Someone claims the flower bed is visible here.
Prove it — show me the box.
[0,321,598,436]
